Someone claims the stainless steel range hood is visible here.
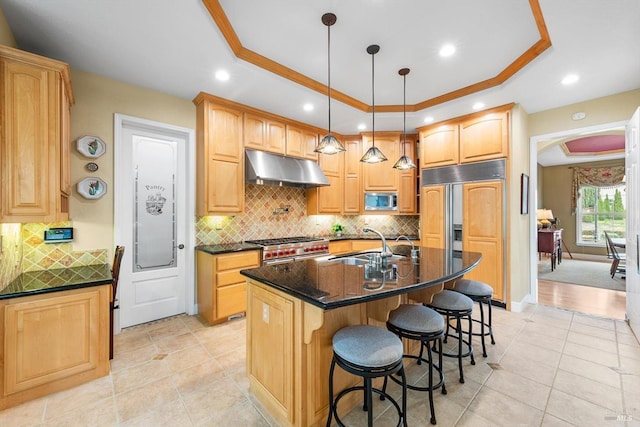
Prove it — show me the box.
[245,149,330,188]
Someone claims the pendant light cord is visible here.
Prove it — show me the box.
[402,72,406,156]
[327,20,332,133]
[371,49,375,148]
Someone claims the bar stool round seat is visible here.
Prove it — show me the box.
[427,289,475,383]
[384,304,446,425]
[452,279,495,357]
[327,325,407,427]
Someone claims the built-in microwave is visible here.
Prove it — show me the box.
[364,192,398,211]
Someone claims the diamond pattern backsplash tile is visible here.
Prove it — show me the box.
[21,222,108,272]
[0,223,23,291]
[196,184,419,245]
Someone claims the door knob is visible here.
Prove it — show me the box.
[177,244,185,249]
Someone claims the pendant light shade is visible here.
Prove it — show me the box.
[360,44,387,163]
[315,13,345,155]
[393,67,417,170]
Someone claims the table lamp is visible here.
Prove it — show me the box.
[537,209,554,228]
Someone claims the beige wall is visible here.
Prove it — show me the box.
[508,104,531,305]
[529,89,640,136]
[0,8,16,48]
[69,70,195,255]
[540,159,624,257]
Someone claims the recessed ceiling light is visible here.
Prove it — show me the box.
[215,70,230,81]
[562,74,579,85]
[439,44,456,57]
[303,103,314,112]
[472,102,485,110]
[423,116,434,124]
[357,123,366,131]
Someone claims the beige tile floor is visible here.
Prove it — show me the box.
[1,304,639,426]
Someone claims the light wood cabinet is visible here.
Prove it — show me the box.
[1,46,73,223]
[398,135,417,214]
[244,113,286,154]
[462,181,504,301]
[419,106,510,168]
[0,285,110,410]
[285,125,318,160]
[329,240,351,255]
[362,132,400,191]
[194,96,244,215]
[306,149,344,215]
[420,185,446,249]
[419,124,459,168]
[343,137,362,214]
[196,250,261,325]
[350,240,382,252]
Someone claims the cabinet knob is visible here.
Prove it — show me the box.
[177,244,185,249]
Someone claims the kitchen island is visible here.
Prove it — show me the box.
[240,247,481,427]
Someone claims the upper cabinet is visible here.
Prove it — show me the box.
[398,135,418,214]
[1,46,74,223]
[244,113,286,154]
[362,132,400,191]
[419,105,511,169]
[285,125,318,161]
[307,149,344,215]
[194,95,244,215]
[343,137,362,214]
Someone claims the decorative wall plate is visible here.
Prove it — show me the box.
[77,177,107,199]
[77,135,106,158]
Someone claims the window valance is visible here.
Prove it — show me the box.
[571,166,625,213]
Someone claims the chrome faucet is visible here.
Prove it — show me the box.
[396,235,419,260]
[363,227,391,258]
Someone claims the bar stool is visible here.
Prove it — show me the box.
[427,289,475,383]
[452,279,495,358]
[384,304,446,425]
[327,325,407,427]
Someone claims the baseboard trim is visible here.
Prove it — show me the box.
[511,293,534,312]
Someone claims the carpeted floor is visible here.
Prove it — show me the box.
[538,257,626,291]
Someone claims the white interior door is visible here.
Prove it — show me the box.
[115,114,195,329]
[625,107,639,333]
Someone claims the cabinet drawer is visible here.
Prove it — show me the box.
[329,240,351,255]
[216,282,246,318]
[215,251,261,271]
[216,270,247,287]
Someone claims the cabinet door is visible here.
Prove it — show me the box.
[459,112,509,163]
[3,287,109,395]
[343,138,361,214]
[286,125,318,160]
[207,159,244,214]
[1,61,56,221]
[318,147,342,176]
[266,120,286,154]
[362,133,400,191]
[203,102,243,162]
[308,174,342,214]
[420,185,445,249]
[419,124,459,168]
[243,113,266,151]
[329,240,351,255]
[398,137,417,214]
[462,180,504,301]
[59,79,71,198]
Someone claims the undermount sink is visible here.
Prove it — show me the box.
[328,257,369,266]
[328,252,406,266]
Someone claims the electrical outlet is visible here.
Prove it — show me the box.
[262,303,269,323]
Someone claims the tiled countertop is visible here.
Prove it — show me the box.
[0,264,113,300]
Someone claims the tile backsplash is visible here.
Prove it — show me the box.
[21,222,108,272]
[196,184,419,245]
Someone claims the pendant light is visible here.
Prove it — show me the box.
[360,44,387,163]
[393,68,417,170]
[315,13,346,155]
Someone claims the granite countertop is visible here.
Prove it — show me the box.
[328,234,419,241]
[1,264,113,300]
[240,247,481,310]
[196,242,263,255]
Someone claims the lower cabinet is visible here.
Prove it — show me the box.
[0,285,110,410]
[196,250,261,325]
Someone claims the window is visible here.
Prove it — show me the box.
[576,184,626,245]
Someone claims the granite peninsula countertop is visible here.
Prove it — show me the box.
[240,247,481,310]
[1,264,113,300]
